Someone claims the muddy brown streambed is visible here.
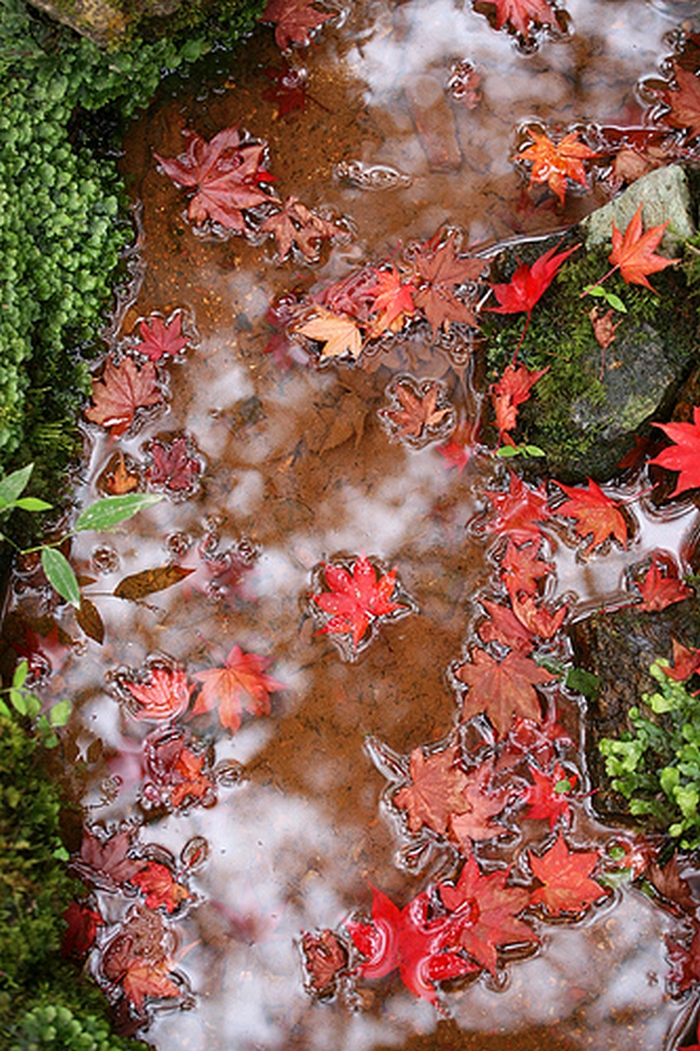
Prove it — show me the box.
[6,1,700,1049]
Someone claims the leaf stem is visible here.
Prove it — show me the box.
[580,264,619,298]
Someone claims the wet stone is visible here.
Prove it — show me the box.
[570,597,700,825]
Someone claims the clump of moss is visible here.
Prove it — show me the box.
[482,239,697,481]
[0,712,148,1048]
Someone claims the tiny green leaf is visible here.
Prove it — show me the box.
[42,547,81,608]
[495,445,520,458]
[49,699,71,727]
[74,492,163,533]
[524,445,546,457]
[52,845,70,861]
[0,698,11,718]
[0,463,33,507]
[12,659,28,689]
[606,293,627,313]
[554,778,573,793]
[565,666,601,699]
[586,285,606,298]
[14,496,53,512]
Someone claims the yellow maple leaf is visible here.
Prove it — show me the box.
[297,308,363,359]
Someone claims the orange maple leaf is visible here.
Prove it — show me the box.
[491,362,549,439]
[529,831,606,916]
[516,129,596,204]
[394,744,471,836]
[367,265,416,335]
[192,645,284,733]
[608,201,677,291]
[553,477,627,553]
[635,552,693,612]
[382,380,452,439]
[455,647,556,738]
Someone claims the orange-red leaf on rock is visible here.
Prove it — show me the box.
[487,244,578,316]
[491,362,549,438]
[649,406,700,497]
[635,552,693,612]
[608,202,676,291]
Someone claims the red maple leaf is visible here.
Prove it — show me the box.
[662,638,700,684]
[154,127,272,231]
[635,552,693,612]
[73,827,146,890]
[366,265,417,335]
[491,362,549,439]
[529,831,606,916]
[85,355,162,437]
[521,761,578,828]
[100,907,185,1016]
[128,861,190,913]
[484,0,559,40]
[501,538,554,598]
[410,232,487,336]
[478,598,535,654]
[437,855,538,974]
[487,244,578,318]
[134,312,188,361]
[62,899,104,957]
[346,884,478,1003]
[120,958,183,1016]
[510,593,567,638]
[447,760,513,848]
[496,711,572,773]
[142,727,217,811]
[310,553,409,649]
[301,929,348,993]
[650,406,700,497]
[655,62,700,139]
[516,129,596,204]
[455,647,556,737]
[146,437,203,494]
[262,62,316,117]
[260,0,334,49]
[192,644,284,733]
[552,477,627,553]
[608,202,676,291]
[394,743,471,836]
[260,195,343,260]
[480,470,552,544]
[437,419,478,473]
[123,665,194,722]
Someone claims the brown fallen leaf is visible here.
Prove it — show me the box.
[296,308,363,360]
[381,379,452,439]
[589,306,621,350]
[114,565,195,601]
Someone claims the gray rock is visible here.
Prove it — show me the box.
[582,164,695,251]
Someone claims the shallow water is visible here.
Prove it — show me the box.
[7,0,700,1048]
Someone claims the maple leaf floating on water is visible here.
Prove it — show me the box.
[481,0,559,40]
[262,62,313,117]
[72,826,147,891]
[301,928,348,995]
[346,884,479,1003]
[409,231,487,336]
[85,355,162,437]
[366,265,417,336]
[479,470,552,544]
[154,127,273,232]
[100,907,186,1018]
[455,647,557,738]
[521,761,578,829]
[122,664,194,722]
[134,312,189,362]
[634,551,693,612]
[260,0,335,50]
[552,477,627,554]
[296,307,363,360]
[608,202,676,292]
[128,860,191,914]
[261,195,344,261]
[310,553,412,652]
[146,436,203,495]
[142,726,220,811]
[528,831,606,916]
[516,129,596,204]
[438,418,479,473]
[649,406,700,498]
[192,644,285,734]
[62,899,104,958]
[381,378,453,442]
[654,61,700,140]
[437,855,538,974]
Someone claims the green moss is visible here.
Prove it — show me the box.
[483,240,698,481]
[0,712,148,1048]
[0,0,264,500]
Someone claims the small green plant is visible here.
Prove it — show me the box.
[1,462,161,607]
[495,441,546,459]
[581,284,627,313]
[599,659,700,848]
